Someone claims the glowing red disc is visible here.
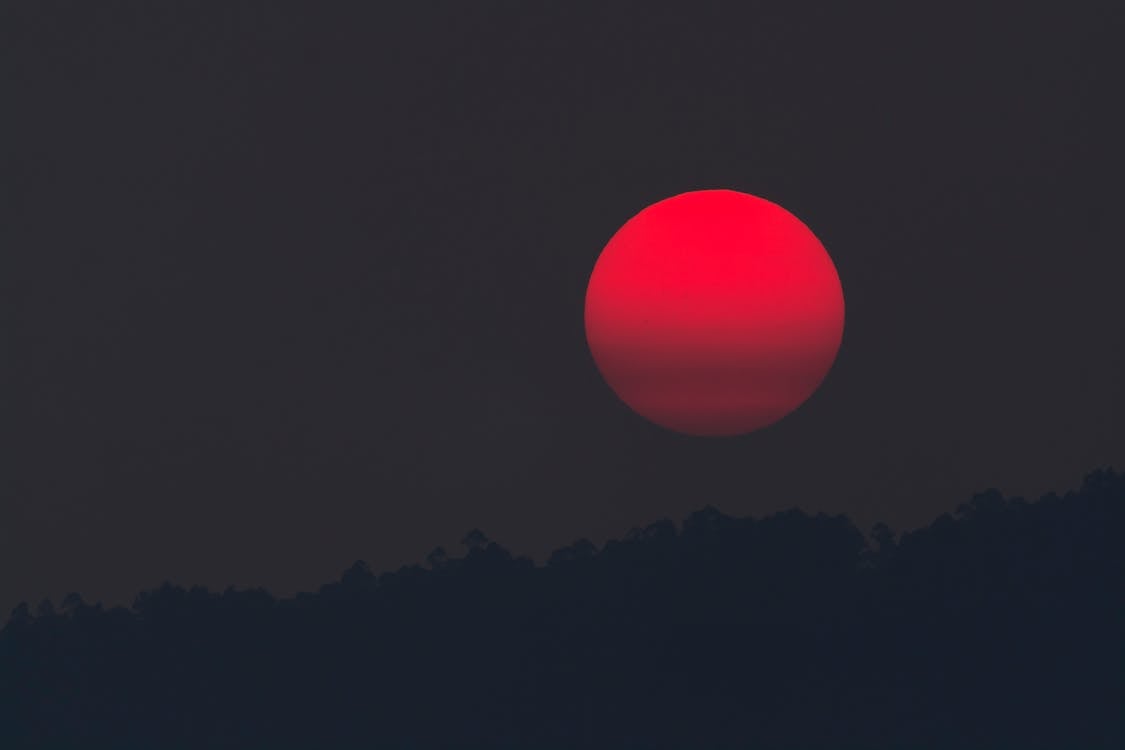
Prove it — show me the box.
[584,189,844,437]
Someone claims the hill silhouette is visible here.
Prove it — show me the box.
[1,468,1122,749]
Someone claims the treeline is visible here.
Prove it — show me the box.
[1,469,1122,749]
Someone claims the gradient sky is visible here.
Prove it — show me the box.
[2,1,1121,614]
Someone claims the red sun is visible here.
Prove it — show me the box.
[584,189,844,437]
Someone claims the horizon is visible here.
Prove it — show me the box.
[8,463,1116,620]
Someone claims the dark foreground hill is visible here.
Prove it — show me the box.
[2,469,1122,749]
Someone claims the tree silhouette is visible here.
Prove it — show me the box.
[426,545,449,570]
[461,528,490,552]
[0,467,1121,749]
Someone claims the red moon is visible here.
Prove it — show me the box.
[584,189,844,437]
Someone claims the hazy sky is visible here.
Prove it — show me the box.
[3,1,1121,614]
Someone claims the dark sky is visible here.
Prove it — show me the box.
[3,1,1121,614]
